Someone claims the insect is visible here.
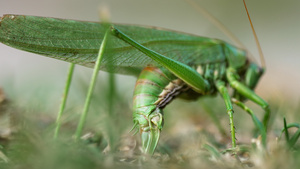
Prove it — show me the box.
[0,1,269,155]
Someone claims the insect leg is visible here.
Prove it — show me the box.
[110,26,211,94]
[226,67,270,129]
[231,98,266,147]
[215,80,236,148]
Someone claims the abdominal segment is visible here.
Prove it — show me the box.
[133,66,189,118]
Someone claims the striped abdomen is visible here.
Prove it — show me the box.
[133,66,187,114]
[132,66,193,130]
[132,62,227,130]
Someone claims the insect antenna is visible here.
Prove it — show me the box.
[243,0,266,69]
[184,0,259,64]
[184,0,244,49]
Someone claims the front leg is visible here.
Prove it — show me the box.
[215,80,236,148]
[226,67,270,130]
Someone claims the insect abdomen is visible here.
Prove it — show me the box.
[132,67,186,117]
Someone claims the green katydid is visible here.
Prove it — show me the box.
[0,1,269,155]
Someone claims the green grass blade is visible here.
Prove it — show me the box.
[279,123,300,139]
[279,120,300,148]
[202,143,221,160]
[286,123,300,128]
[283,118,290,143]
[289,128,300,148]
[54,63,75,139]
[75,30,109,140]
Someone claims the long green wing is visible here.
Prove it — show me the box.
[0,14,226,75]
